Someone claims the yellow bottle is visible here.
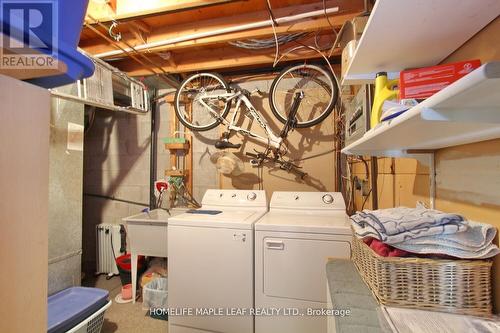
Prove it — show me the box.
[370,72,399,128]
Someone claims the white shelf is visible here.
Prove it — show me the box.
[342,62,500,157]
[342,0,500,85]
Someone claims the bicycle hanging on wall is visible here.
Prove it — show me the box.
[173,63,338,179]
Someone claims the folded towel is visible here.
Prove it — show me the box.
[351,206,468,244]
[391,221,500,259]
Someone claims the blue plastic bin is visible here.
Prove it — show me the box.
[1,0,95,88]
[47,287,109,333]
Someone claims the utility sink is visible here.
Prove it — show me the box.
[123,208,188,257]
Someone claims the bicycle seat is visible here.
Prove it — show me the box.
[215,140,242,149]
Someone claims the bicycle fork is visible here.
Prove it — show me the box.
[279,91,304,139]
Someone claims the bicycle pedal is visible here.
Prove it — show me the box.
[250,159,260,166]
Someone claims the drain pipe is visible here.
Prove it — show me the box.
[95,6,339,59]
[149,90,158,210]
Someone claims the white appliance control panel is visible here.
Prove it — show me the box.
[270,191,346,211]
[202,189,267,208]
[322,194,334,204]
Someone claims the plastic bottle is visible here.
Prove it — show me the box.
[370,72,399,128]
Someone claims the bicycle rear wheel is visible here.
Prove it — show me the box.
[269,64,337,128]
[174,72,231,131]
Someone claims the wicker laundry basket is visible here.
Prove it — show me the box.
[351,235,493,316]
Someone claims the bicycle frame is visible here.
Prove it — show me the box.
[197,90,283,149]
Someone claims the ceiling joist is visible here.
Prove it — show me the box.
[113,41,342,76]
[80,0,364,77]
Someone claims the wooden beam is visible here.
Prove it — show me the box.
[85,0,241,23]
[129,20,151,33]
[126,23,147,43]
[80,0,364,56]
[112,43,342,75]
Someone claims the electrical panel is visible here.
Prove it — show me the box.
[345,85,373,146]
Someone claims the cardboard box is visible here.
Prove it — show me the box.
[399,59,481,99]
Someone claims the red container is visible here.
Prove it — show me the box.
[115,254,146,287]
[399,59,481,99]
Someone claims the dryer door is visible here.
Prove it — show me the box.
[263,236,351,302]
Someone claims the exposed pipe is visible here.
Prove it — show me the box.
[84,19,180,88]
[84,193,149,206]
[370,156,378,210]
[48,250,83,265]
[149,90,158,209]
[429,153,436,209]
[95,7,340,59]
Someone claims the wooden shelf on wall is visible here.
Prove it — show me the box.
[342,62,500,157]
[165,169,190,178]
[165,142,190,151]
[341,0,500,85]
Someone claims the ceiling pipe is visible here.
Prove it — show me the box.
[94,6,340,59]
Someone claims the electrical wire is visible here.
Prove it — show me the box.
[258,164,264,190]
[345,159,353,212]
[265,0,277,25]
[85,15,179,88]
[228,32,308,50]
[323,0,338,40]
[327,18,348,58]
[361,188,372,210]
[274,43,341,105]
[269,2,280,67]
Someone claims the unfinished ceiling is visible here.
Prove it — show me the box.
[79,0,366,78]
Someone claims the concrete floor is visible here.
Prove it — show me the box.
[83,275,168,333]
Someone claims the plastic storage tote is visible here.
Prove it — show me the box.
[0,0,95,88]
[142,278,168,310]
[48,287,111,333]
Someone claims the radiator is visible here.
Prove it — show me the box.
[96,224,124,276]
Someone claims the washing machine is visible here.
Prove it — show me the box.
[168,189,268,333]
[254,191,352,333]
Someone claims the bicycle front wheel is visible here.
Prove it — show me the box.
[269,64,337,128]
[174,72,232,131]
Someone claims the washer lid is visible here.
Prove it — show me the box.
[168,209,266,229]
[255,211,351,234]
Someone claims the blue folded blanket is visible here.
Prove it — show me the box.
[391,221,500,259]
[351,205,468,244]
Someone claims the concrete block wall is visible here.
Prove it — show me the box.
[159,91,220,204]
[48,84,85,295]
[82,89,173,273]
[82,112,147,273]
[192,129,220,202]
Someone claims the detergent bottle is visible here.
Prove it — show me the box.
[370,72,399,128]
